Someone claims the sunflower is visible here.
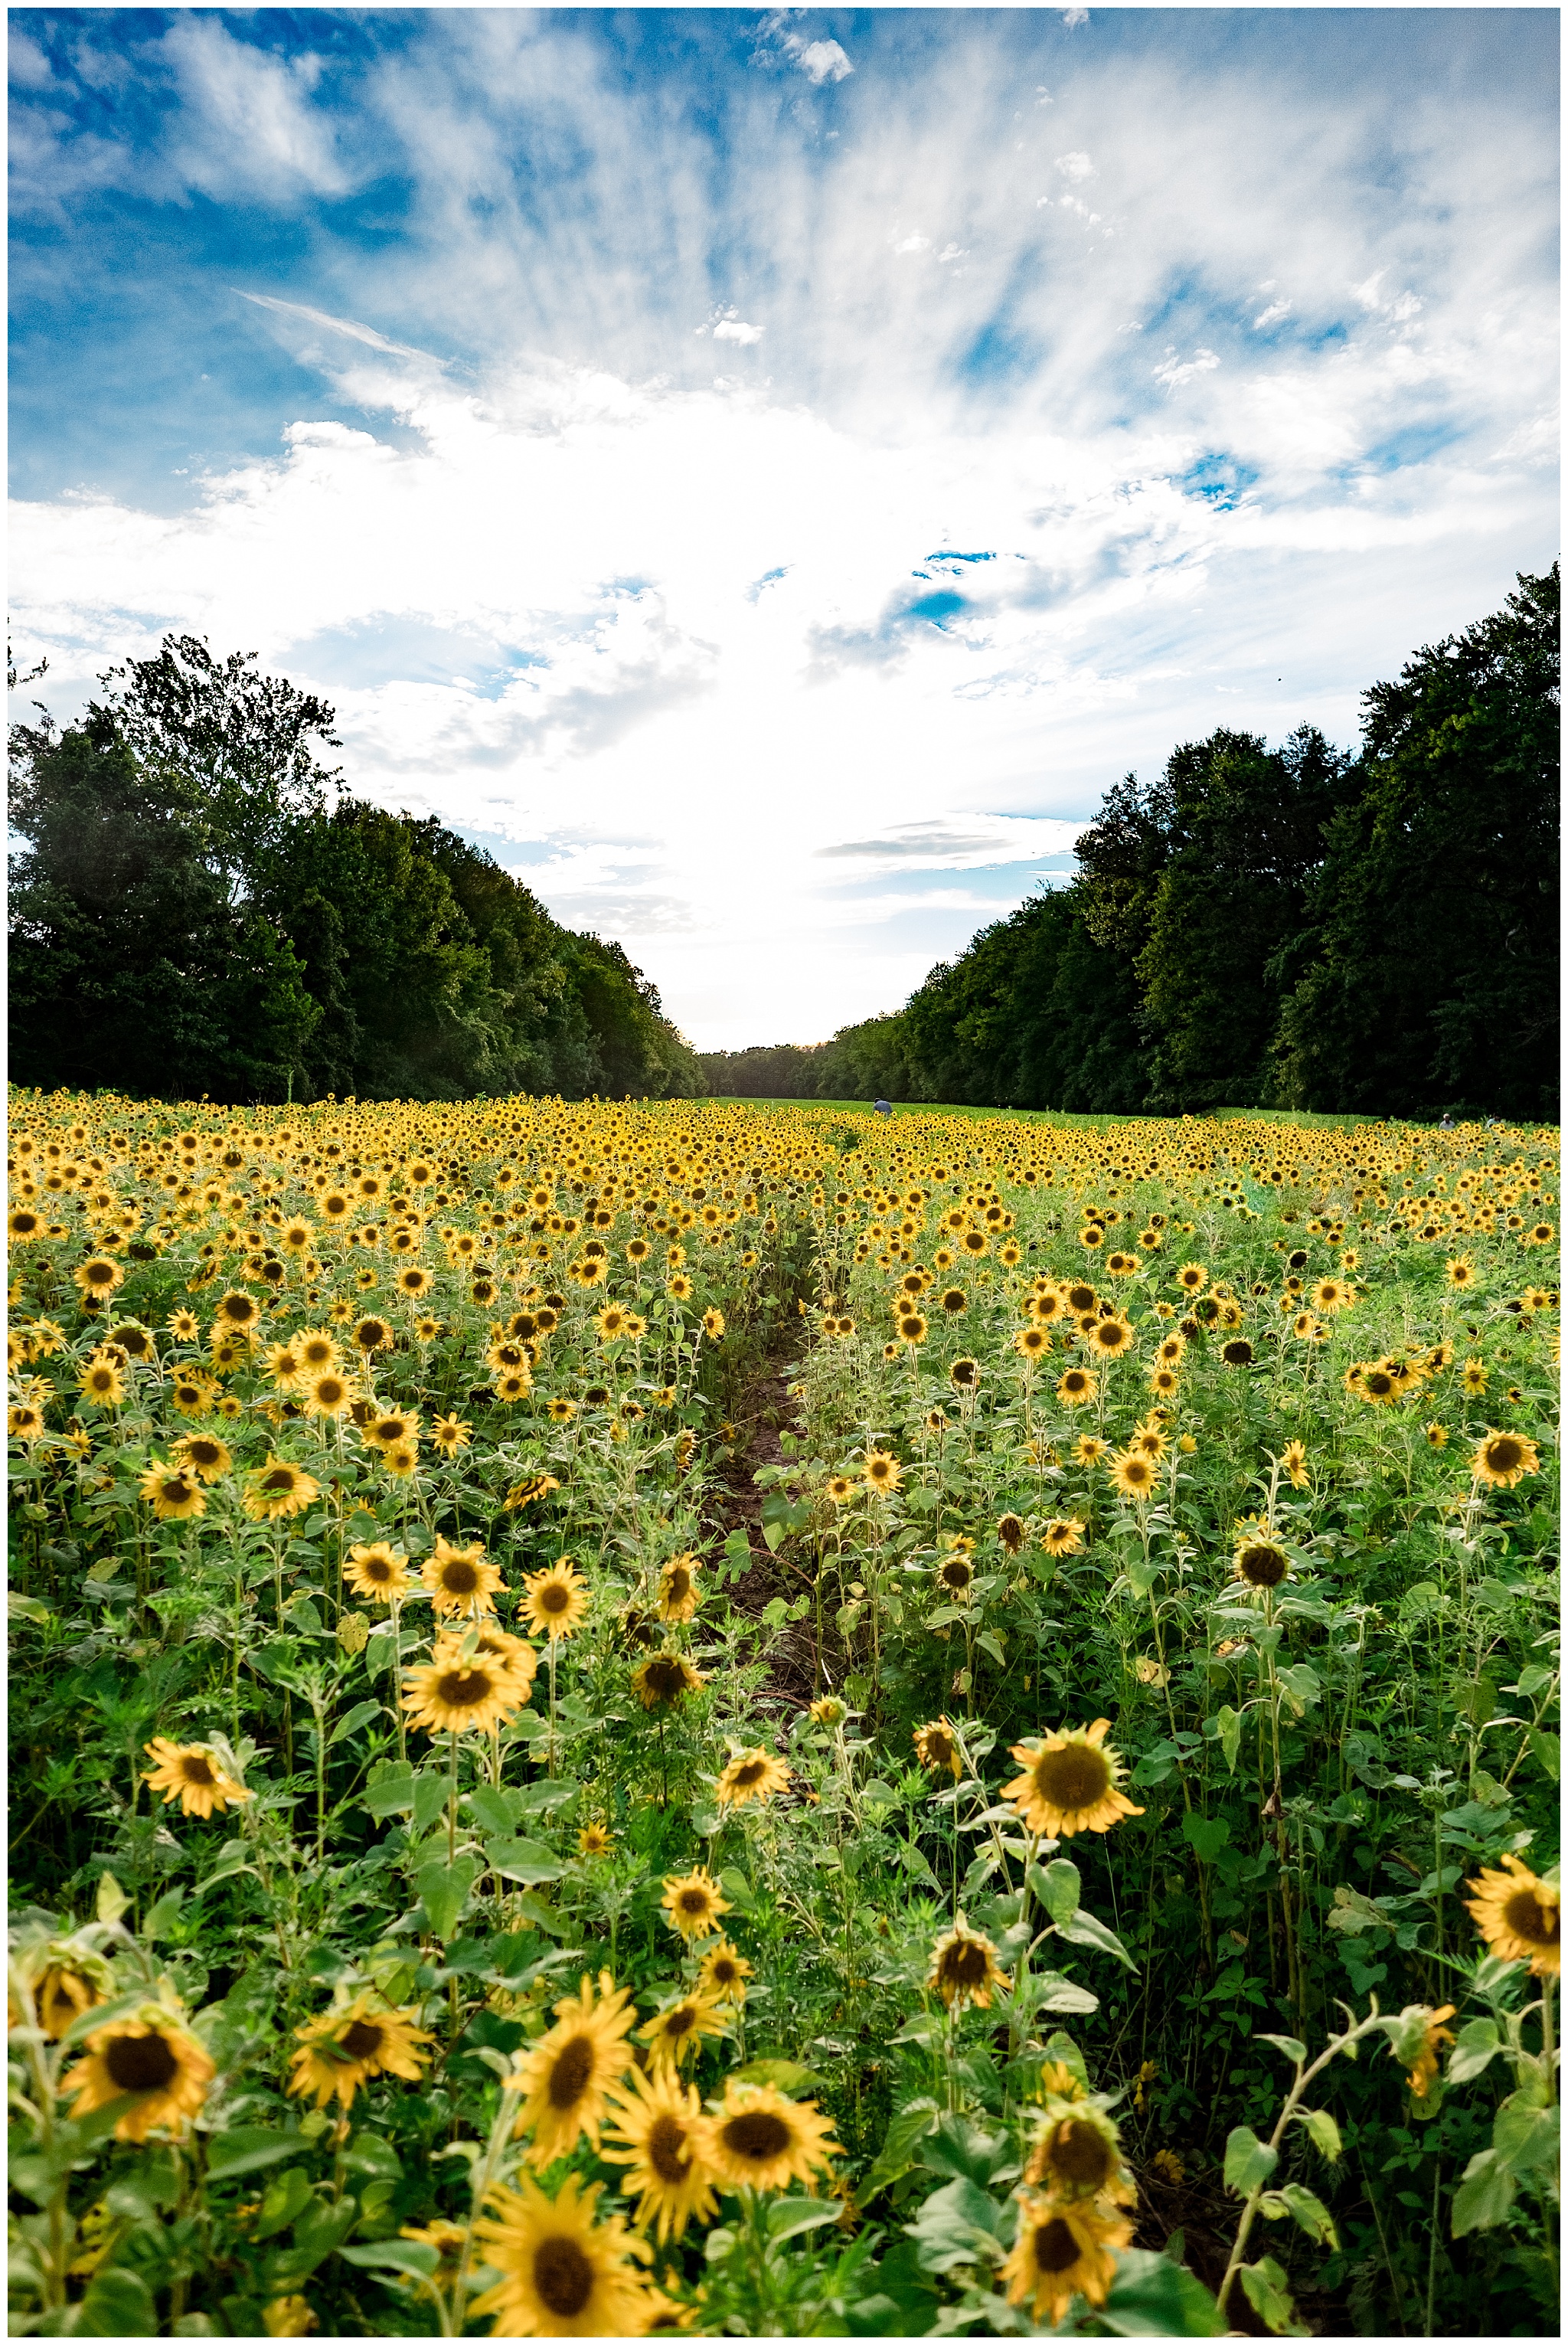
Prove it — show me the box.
[73,1257,125,1298]
[138,1461,207,1522]
[701,2080,839,2196]
[928,1918,1010,2011]
[1446,1255,1477,1289]
[1220,1337,1255,1368]
[633,1652,706,1710]
[935,1540,977,1599]
[167,1307,202,1344]
[505,1473,561,1510]
[1403,2004,1458,2099]
[1072,1435,1109,1468]
[1004,1720,1144,1838]
[896,1310,928,1346]
[715,1747,791,1809]
[702,1307,725,1339]
[1040,1518,1086,1558]
[423,1537,505,1618]
[1086,1314,1134,1359]
[6,1206,44,1241]
[471,2173,653,2338]
[913,1719,962,1778]
[344,1542,413,1603]
[353,1316,394,1355]
[302,1368,356,1421]
[403,1638,528,1737]
[142,1738,251,1817]
[522,1557,590,1640]
[213,1290,262,1333]
[296,1330,341,1375]
[363,1407,419,1453]
[8,1402,46,1442]
[639,1991,727,2072]
[1356,1364,1402,1405]
[1014,1325,1051,1362]
[949,1356,981,1393]
[1109,1447,1158,1503]
[171,1431,231,1484]
[35,1962,104,2039]
[661,1869,731,1942]
[243,1458,321,1520]
[658,1555,701,1622]
[77,1358,125,1407]
[864,1447,902,1493]
[1001,2193,1131,2323]
[825,1474,858,1506]
[577,1821,615,1859]
[1024,2105,1133,2203]
[1281,1438,1309,1489]
[62,2013,215,2142]
[1425,1421,1449,1449]
[1057,1366,1097,1408]
[1461,1358,1489,1395]
[288,1994,435,2110]
[1232,1519,1290,1591]
[1471,1430,1540,1490]
[510,1972,639,2164]
[603,2067,720,2243]
[1463,1856,1560,1975]
[1174,1262,1207,1294]
[697,1941,753,2006]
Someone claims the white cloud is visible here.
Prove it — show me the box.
[796,40,854,87]
[161,16,348,199]
[712,318,764,345]
[1062,10,1090,28]
[892,232,930,255]
[1153,346,1221,390]
[1253,301,1291,330]
[1054,151,1095,182]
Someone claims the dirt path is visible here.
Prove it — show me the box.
[702,1339,819,1712]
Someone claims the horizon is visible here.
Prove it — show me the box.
[9,5,1559,1048]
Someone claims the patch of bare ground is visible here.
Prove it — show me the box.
[702,1340,819,1715]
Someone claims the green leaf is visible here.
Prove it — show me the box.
[1256,2033,1307,2066]
[719,1868,757,1914]
[254,2167,314,2241]
[416,1855,479,1944]
[142,1886,185,1941]
[484,1836,564,1888]
[919,2112,1015,2189]
[1096,2247,1225,2337]
[77,2265,158,2337]
[1493,2097,1560,2178]
[206,2127,303,2180]
[362,1764,417,1818]
[1034,1858,1080,1925]
[1054,1905,1137,1971]
[339,2239,442,2279]
[329,1699,382,1747]
[1526,1728,1560,1782]
[860,2099,939,2200]
[766,2197,841,2242]
[1182,1810,1231,1864]
[1033,1971,1100,2015]
[1452,2147,1517,2237]
[1217,1704,1242,1774]
[466,1784,523,1837]
[729,2057,823,2095]
[906,2174,1008,2275]
[1223,2126,1279,2196]
[412,1771,449,1836]
[1301,2108,1342,2163]
[1238,2255,1304,2334]
[96,1872,130,1926]
[1275,2183,1338,2248]
[1276,1663,1321,1717]
[1446,2016,1501,2086]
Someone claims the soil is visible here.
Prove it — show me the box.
[701,1337,820,1712]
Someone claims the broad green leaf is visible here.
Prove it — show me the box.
[1223,2125,1279,2196]
[859,2098,939,2199]
[1096,2247,1225,2337]
[206,2128,302,2180]
[1492,2097,1560,2178]
[1238,2255,1303,2335]
[77,2265,158,2337]
[1301,2108,1342,2163]
[484,1836,564,1887]
[254,2167,313,2240]
[1217,1705,1242,1775]
[1452,2147,1516,2236]
[766,2197,841,2242]
[362,1764,417,1818]
[729,2057,823,2094]
[1182,1810,1231,1864]
[1054,1905,1137,1971]
[466,1784,523,1837]
[1033,1971,1100,2015]
[1276,2183,1338,2247]
[1034,1857,1081,1924]
[96,1872,130,1926]
[1256,2033,1307,2066]
[1446,2016,1501,2086]
[906,2174,1008,2276]
[339,2239,442,2279]
[416,1854,478,1944]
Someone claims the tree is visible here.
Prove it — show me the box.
[1273,565,1560,1121]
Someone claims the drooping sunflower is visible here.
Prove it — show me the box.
[505,1473,561,1511]
[656,1554,701,1622]
[1281,1438,1309,1489]
[935,1543,977,1600]
[138,1461,207,1522]
[402,1638,528,1738]
[696,1941,753,2006]
[715,1747,790,1809]
[510,1973,639,2164]
[632,1652,706,1711]
[522,1557,590,1641]
[1057,1366,1097,1408]
[34,1961,105,2039]
[1000,2193,1131,2323]
[288,1994,435,2110]
[661,1869,731,1942]
[1004,1720,1144,1839]
[470,2173,654,2338]
[423,1537,505,1618]
[243,1458,322,1521]
[949,1356,981,1394]
[142,1738,252,1818]
[701,2080,839,2196]
[639,1990,728,2072]
[1463,1856,1560,1976]
[1109,1447,1158,1504]
[62,2013,215,2142]
[913,1719,962,1778]
[603,2065,720,2243]
[1232,1518,1291,1592]
[928,1918,1010,2012]
[1403,2003,1458,2099]
[344,1542,413,1603]
[1024,2105,1134,2204]
[353,1315,394,1355]
[172,1431,232,1483]
[1471,1430,1540,1490]
[1040,1518,1086,1558]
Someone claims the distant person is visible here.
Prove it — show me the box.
[1439,1113,1455,1130]
[874,1098,892,1118]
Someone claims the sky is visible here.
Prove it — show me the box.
[8,6,1560,1051]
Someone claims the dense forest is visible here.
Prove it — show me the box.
[699,564,1560,1123]
[8,638,703,1105]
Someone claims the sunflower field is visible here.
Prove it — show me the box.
[7,1091,1560,2339]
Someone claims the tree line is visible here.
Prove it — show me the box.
[8,638,703,1104]
[697,564,1560,1123]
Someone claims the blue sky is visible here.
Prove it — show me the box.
[10,6,1559,1047]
